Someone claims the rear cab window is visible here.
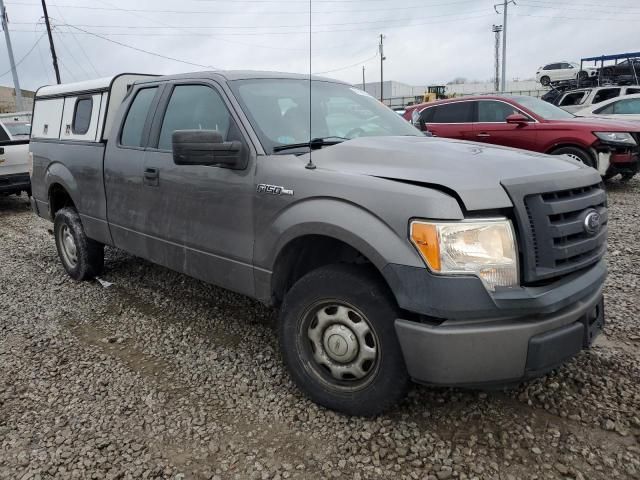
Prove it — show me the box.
[120,87,158,147]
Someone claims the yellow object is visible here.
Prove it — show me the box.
[410,222,441,271]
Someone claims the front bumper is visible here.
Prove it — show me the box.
[0,172,30,195]
[395,287,604,386]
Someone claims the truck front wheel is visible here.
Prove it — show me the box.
[54,207,104,281]
[278,264,410,416]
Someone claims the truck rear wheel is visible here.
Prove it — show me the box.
[54,207,104,281]
[278,264,410,416]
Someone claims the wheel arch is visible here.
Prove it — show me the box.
[44,162,80,219]
[256,199,424,306]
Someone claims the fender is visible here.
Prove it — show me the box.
[44,161,79,218]
[254,197,428,303]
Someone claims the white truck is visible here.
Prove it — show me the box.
[0,120,31,196]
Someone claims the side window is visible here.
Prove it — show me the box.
[158,85,232,151]
[543,64,555,71]
[0,125,9,141]
[121,87,158,147]
[420,107,435,123]
[559,92,587,106]
[593,88,620,104]
[72,97,92,135]
[563,63,574,69]
[613,98,640,114]
[477,101,520,122]
[594,103,615,115]
[430,102,473,123]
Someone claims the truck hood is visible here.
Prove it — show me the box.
[308,136,587,211]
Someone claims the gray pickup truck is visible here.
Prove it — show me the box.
[29,71,607,416]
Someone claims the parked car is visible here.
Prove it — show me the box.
[403,95,639,180]
[0,120,31,196]
[536,62,597,86]
[555,85,640,113]
[599,58,640,84]
[2,121,31,140]
[30,72,607,416]
[575,93,640,122]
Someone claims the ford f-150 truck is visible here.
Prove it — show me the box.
[29,72,607,416]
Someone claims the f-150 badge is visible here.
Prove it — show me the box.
[257,184,294,196]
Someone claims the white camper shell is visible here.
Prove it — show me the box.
[32,74,156,142]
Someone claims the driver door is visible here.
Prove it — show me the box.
[473,100,538,150]
[141,81,256,296]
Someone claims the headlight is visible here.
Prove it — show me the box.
[594,132,637,146]
[410,219,518,291]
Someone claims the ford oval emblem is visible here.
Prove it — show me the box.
[583,210,601,236]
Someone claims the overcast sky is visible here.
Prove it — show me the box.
[1,0,638,92]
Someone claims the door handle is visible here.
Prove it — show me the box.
[0,147,4,154]
[476,133,491,137]
[144,167,158,178]
[143,167,159,186]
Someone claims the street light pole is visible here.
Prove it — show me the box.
[495,0,515,92]
[0,0,23,111]
[492,25,503,92]
[379,34,385,103]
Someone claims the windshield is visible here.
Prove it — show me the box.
[4,123,31,137]
[513,96,575,120]
[230,79,421,153]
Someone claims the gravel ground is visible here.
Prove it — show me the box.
[1,178,639,480]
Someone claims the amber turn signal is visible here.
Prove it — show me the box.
[410,222,441,271]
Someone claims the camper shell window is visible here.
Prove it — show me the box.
[72,97,93,135]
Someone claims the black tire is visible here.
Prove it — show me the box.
[278,264,410,416]
[620,172,636,182]
[550,146,596,169]
[577,70,589,81]
[540,76,551,86]
[53,207,104,280]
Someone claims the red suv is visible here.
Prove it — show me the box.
[403,95,639,180]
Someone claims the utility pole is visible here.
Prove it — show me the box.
[379,34,385,103]
[492,25,503,92]
[495,0,515,92]
[41,0,61,84]
[362,66,365,90]
[0,0,23,111]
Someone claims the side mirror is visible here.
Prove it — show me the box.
[506,113,531,126]
[172,130,242,167]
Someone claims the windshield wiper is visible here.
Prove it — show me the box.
[272,136,349,153]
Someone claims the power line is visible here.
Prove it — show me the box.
[314,52,378,75]
[11,13,497,37]
[52,4,100,76]
[59,23,215,68]
[0,31,46,79]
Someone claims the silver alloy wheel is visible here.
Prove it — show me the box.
[306,303,378,384]
[565,153,583,163]
[58,224,78,268]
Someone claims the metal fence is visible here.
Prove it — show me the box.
[384,89,549,108]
